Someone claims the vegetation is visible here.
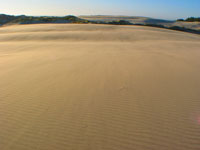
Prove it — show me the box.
[0,14,16,25]
[177,17,200,22]
[143,24,165,28]
[107,20,133,25]
[168,26,200,34]
[0,14,90,25]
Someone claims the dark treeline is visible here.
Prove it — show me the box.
[0,14,90,25]
[134,24,200,35]
[177,17,200,22]
[91,20,200,35]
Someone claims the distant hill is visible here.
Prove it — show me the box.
[0,14,89,26]
[80,15,200,31]
[79,15,175,25]
[0,14,18,25]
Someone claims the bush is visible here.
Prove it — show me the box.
[108,20,132,25]
[144,24,165,28]
[177,17,200,22]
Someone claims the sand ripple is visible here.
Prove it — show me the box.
[0,24,200,150]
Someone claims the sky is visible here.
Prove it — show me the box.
[0,0,199,20]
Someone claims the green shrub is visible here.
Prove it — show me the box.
[108,20,132,25]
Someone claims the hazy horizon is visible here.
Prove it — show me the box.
[0,0,200,20]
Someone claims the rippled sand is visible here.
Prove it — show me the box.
[0,24,200,150]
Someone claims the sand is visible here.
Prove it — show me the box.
[0,24,200,150]
[80,15,174,25]
[80,16,200,30]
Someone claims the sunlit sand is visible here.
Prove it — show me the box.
[0,24,200,150]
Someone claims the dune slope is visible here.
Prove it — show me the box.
[0,24,200,150]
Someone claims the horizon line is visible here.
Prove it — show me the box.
[1,13,199,21]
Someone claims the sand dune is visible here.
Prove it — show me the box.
[0,24,200,150]
[79,16,174,24]
[80,16,200,30]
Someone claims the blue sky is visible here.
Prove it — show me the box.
[0,0,199,20]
